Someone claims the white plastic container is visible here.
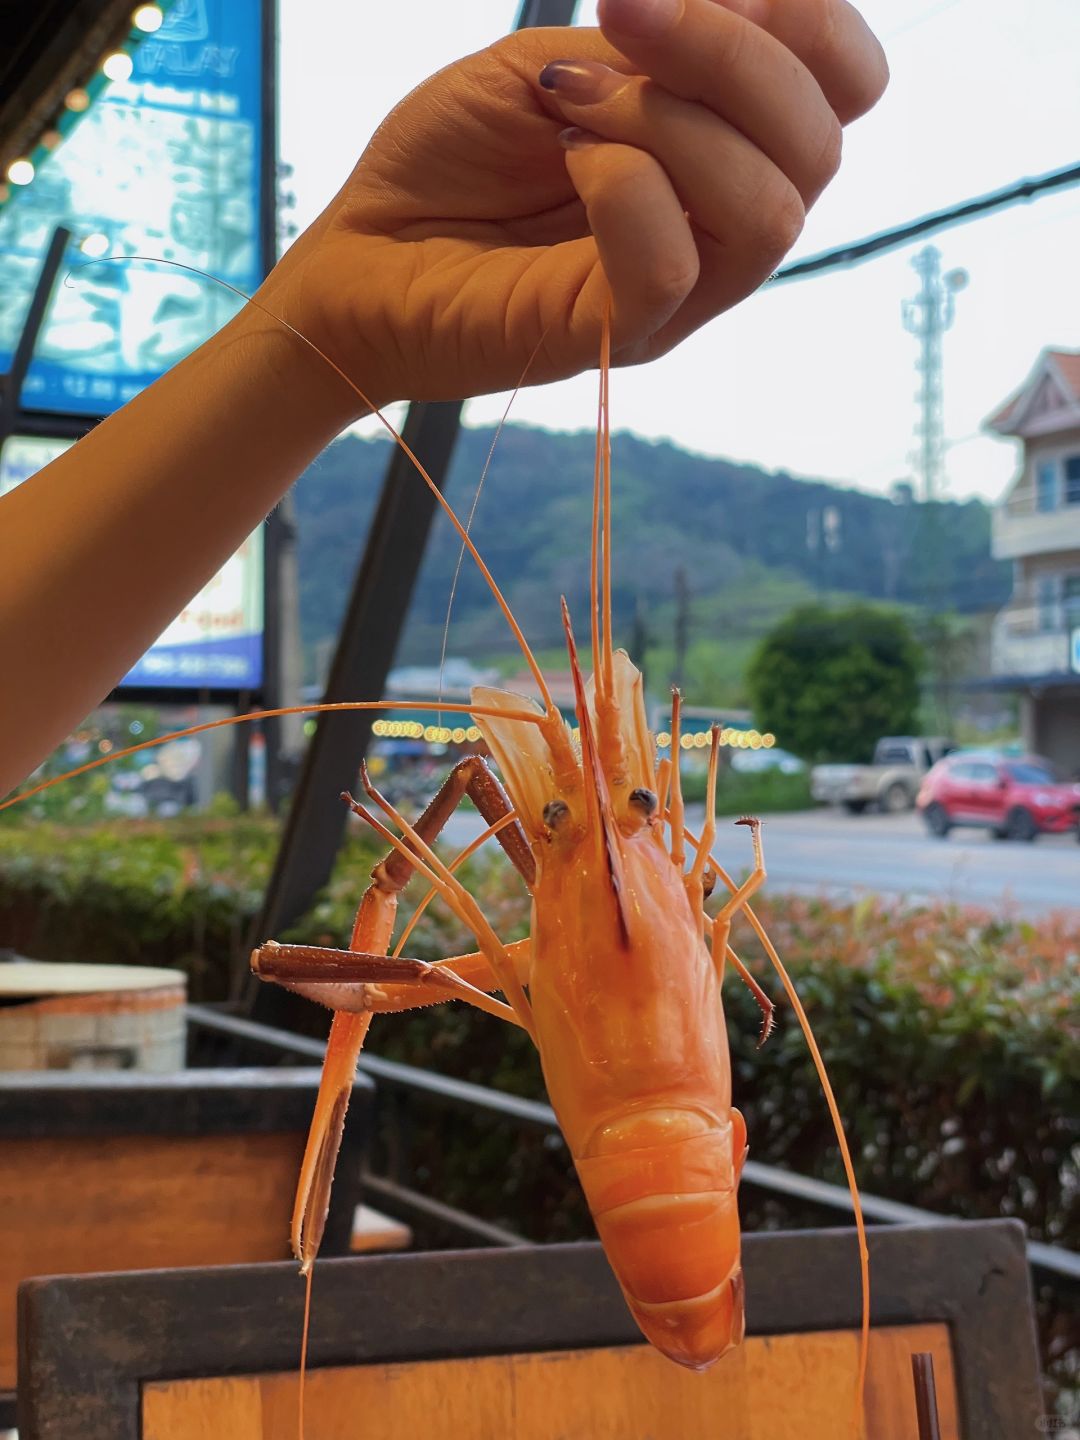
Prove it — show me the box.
[0,960,187,1071]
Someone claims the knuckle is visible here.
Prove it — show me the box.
[637,247,700,313]
[801,0,839,64]
[865,41,892,107]
[752,179,805,260]
[806,0,890,118]
[815,115,844,188]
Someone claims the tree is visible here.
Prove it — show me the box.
[747,605,923,763]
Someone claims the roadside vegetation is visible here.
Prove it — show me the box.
[0,813,1074,1396]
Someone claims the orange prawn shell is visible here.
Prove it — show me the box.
[473,653,745,1370]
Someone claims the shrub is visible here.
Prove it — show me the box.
[679,765,812,814]
[747,604,923,763]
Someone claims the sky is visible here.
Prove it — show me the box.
[278,0,1080,504]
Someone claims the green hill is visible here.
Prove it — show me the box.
[292,424,1008,706]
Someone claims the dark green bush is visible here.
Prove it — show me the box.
[679,764,812,814]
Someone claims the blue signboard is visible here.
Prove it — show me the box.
[0,0,267,691]
[1,435,265,691]
[0,0,265,416]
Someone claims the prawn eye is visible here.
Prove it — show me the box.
[629,787,658,817]
[543,799,570,829]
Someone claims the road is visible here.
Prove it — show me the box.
[698,806,1077,917]
[441,805,1077,918]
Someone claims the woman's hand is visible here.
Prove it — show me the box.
[265,0,887,415]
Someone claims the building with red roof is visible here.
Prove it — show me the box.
[987,349,1080,774]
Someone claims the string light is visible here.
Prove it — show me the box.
[6,159,34,186]
[371,720,481,744]
[132,3,164,31]
[102,51,134,82]
[65,88,90,112]
[79,233,110,258]
[652,726,777,752]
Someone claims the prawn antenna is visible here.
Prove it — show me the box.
[65,255,557,718]
[0,699,546,813]
[438,329,550,721]
[589,298,616,706]
[685,817,872,1435]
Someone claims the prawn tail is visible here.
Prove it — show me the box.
[576,1117,745,1372]
[290,1010,372,1272]
[627,1259,745,1374]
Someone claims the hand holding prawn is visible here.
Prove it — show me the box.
[265,0,888,409]
[0,0,886,795]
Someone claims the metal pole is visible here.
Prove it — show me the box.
[911,1353,942,1440]
[257,0,306,814]
[0,225,71,446]
[249,0,579,1023]
[249,398,463,1022]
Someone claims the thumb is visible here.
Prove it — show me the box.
[559,128,700,355]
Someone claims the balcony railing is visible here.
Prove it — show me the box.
[992,495,1080,561]
[187,1004,1080,1297]
[991,603,1077,678]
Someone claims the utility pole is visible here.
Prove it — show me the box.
[628,594,649,689]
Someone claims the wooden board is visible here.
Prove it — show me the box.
[143,1325,958,1440]
[0,1131,304,1389]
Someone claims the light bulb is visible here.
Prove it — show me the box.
[103,51,134,82]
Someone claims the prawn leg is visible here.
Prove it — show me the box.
[710,815,766,972]
[345,764,538,1040]
[699,921,776,1048]
[253,937,531,1026]
[255,755,533,1272]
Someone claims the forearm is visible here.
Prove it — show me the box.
[0,304,359,797]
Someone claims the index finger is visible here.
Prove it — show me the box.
[598,0,889,126]
[714,0,889,122]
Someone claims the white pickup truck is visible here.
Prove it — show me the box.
[811,736,955,814]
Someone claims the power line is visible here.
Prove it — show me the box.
[771,162,1080,285]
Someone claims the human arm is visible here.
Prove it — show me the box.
[0,0,887,796]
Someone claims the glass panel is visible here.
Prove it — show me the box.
[1065,456,1080,505]
[1036,577,1060,632]
[970,763,1000,784]
[1036,461,1058,512]
[878,747,912,764]
[1006,761,1061,784]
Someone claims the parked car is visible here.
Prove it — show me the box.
[916,753,1080,841]
[811,736,954,814]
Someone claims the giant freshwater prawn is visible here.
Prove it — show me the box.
[1,279,872,1434]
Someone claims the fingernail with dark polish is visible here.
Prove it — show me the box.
[558,126,602,150]
[539,60,625,104]
[598,0,681,38]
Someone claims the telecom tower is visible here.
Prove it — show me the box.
[902,245,968,501]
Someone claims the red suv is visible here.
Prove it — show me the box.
[917,753,1080,842]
